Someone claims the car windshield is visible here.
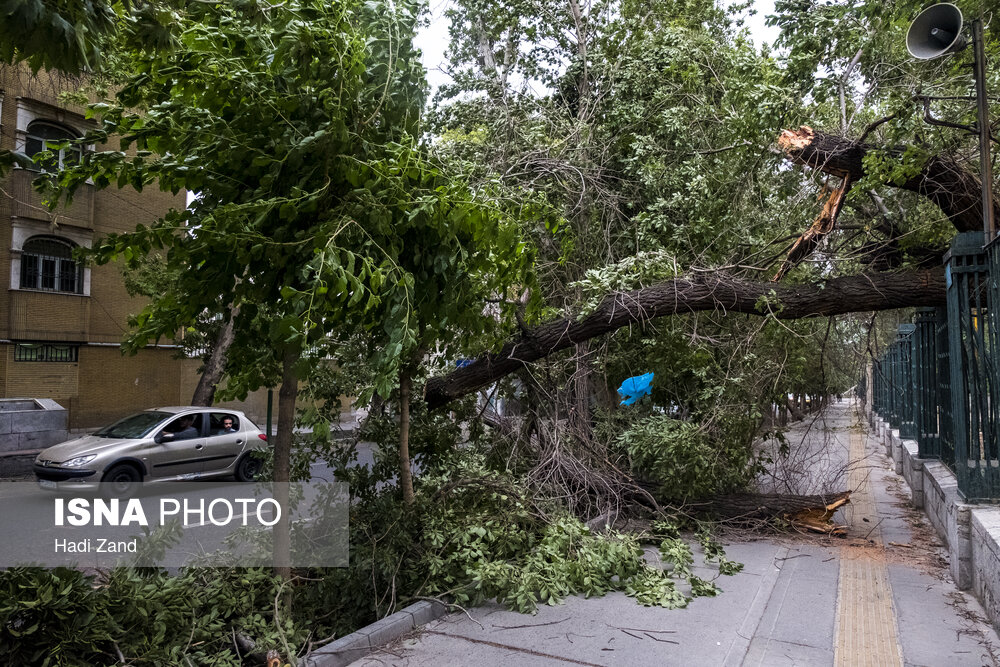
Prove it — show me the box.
[94,412,173,439]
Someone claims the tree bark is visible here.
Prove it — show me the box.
[273,347,298,581]
[569,340,594,441]
[778,125,997,233]
[424,269,945,409]
[190,309,238,406]
[399,367,415,505]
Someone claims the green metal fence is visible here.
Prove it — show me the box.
[936,305,955,468]
[873,357,884,417]
[885,340,898,427]
[865,232,1000,499]
[946,232,1000,501]
[878,326,914,435]
[897,324,916,438]
[871,317,957,468]
[912,309,940,457]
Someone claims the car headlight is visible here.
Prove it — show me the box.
[62,455,96,468]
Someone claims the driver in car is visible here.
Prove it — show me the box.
[171,416,199,440]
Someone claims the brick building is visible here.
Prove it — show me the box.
[0,66,267,429]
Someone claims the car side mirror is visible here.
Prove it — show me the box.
[155,432,173,444]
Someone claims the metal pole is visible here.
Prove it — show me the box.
[973,16,995,240]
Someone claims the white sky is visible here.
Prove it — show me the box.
[415,0,781,94]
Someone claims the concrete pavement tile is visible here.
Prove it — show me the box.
[868,477,918,545]
[404,542,788,667]
[423,593,689,666]
[721,546,788,667]
[353,631,571,666]
[701,539,790,577]
[750,545,839,650]
[743,637,835,666]
[888,564,997,667]
[877,517,915,546]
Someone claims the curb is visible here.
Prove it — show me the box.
[303,600,449,667]
[0,449,39,477]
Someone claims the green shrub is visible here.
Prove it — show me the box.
[0,567,294,666]
[0,567,112,666]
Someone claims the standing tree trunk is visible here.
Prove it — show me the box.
[398,367,415,505]
[190,308,239,406]
[569,341,594,442]
[273,347,298,581]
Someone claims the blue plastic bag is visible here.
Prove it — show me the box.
[618,372,654,406]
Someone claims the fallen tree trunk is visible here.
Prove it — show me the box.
[424,268,945,409]
[689,491,851,535]
[779,125,996,234]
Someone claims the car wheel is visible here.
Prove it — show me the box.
[234,453,262,482]
[102,463,141,497]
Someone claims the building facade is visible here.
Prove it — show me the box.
[0,67,267,430]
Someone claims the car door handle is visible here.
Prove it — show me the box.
[236,439,243,444]
[195,444,204,450]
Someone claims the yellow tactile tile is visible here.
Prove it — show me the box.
[833,423,903,667]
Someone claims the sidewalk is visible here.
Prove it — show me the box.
[348,402,1000,666]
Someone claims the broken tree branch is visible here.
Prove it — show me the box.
[773,174,856,281]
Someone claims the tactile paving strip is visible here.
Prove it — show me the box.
[833,424,903,666]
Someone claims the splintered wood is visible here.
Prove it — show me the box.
[777,125,816,151]
[786,491,851,536]
[692,491,851,535]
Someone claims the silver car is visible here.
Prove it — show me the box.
[33,407,267,492]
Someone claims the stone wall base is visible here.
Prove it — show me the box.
[867,404,1000,634]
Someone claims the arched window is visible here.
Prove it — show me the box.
[20,236,82,293]
[24,121,81,170]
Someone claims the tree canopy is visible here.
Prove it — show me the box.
[19,0,980,499]
[8,0,1000,660]
[11,0,986,511]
